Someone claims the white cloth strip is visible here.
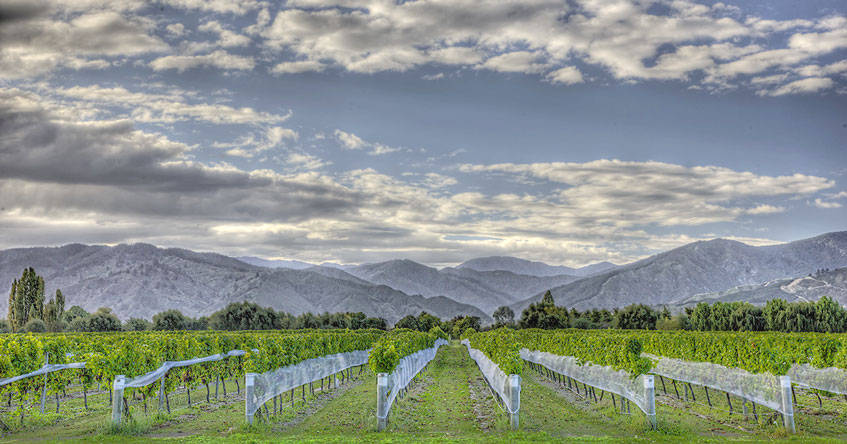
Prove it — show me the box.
[462,339,519,414]
[379,339,447,419]
[0,362,87,387]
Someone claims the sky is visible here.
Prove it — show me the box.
[0,0,845,268]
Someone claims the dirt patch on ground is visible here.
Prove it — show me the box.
[468,373,498,430]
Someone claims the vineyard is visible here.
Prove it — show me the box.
[3,328,847,443]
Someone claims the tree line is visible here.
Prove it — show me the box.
[498,290,847,333]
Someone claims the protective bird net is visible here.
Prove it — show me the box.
[378,339,448,420]
[247,349,370,417]
[643,353,786,413]
[521,348,652,416]
[462,339,520,414]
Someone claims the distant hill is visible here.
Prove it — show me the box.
[673,267,847,307]
[0,244,489,323]
[235,256,315,270]
[457,256,617,277]
[347,259,578,314]
[511,232,847,313]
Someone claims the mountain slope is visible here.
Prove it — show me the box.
[673,267,847,306]
[347,259,578,314]
[512,232,847,312]
[457,256,617,277]
[0,244,488,323]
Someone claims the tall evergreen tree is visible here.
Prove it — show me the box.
[7,268,46,331]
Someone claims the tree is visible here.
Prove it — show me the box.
[614,304,658,330]
[492,306,515,326]
[764,299,788,332]
[84,307,121,332]
[7,268,46,331]
[815,296,845,333]
[394,315,418,330]
[690,303,712,331]
[152,309,188,331]
[518,291,568,329]
[209,301,281,330]
[124,317,152,331]
[43,289,66,332]
[363,317,387,330]
[416,312,441,332]
[62,305,89,324]
[23,318,46,333]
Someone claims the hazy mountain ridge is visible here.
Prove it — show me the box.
[346,259,578,313]
[512,232,847,313]
[456,256,618,277]
[0,244,489,323]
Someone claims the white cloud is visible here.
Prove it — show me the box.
[813,198,843,209]
[198,20,251,47]
[0,8,167,79]
[156,0,265,15]
[334,130,366,150]
[477,51,547,74]
[765,77,834,96]
[271,60,326,74]
[546,66,584,85]
[150,50,255,72]
[165,23,185,36]
[746,204,785,215]
[287,153,326,170]
[334,130,402,156]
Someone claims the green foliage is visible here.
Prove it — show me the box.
[394,315,418,330]
[368,329,437,374]
[123,317,152,331]
[153,309,188,331]
[7,268,46,331]
[23,318,46,333]
[613,304,658,330]
[518,291,568,329]
[429,325,448,340]
[512,329,653,377]
[492,306,515,326]
[464,328,522,375]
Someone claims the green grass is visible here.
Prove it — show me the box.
[4,341,847,443]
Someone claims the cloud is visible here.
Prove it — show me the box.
[197,20,251,47]
[546,66,584,85]
[764,77,834,96]
[477,51,547,74]
[459,159,834,227]
[813,198,843,209]
[0,6,167,79]
[271,60,326,74]
[48,84,290,125]
[156,0,265,15]
[150,50,255,72]
[165,23,185,36]
[746,204,785,215]
[334,130,366,150]
[334,130,401,156]
[253,0,846,94]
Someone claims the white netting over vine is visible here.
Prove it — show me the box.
[644,353,785,413]
[0,362,87,387]
[379,339,447,419]
[462,339,519,414]
[247,349,370,416]
[789,364,847,395]
[521,349,652,415]
[119,349,248,389]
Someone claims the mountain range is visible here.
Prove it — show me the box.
[511,232,847,313]
[1,231,846,324]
